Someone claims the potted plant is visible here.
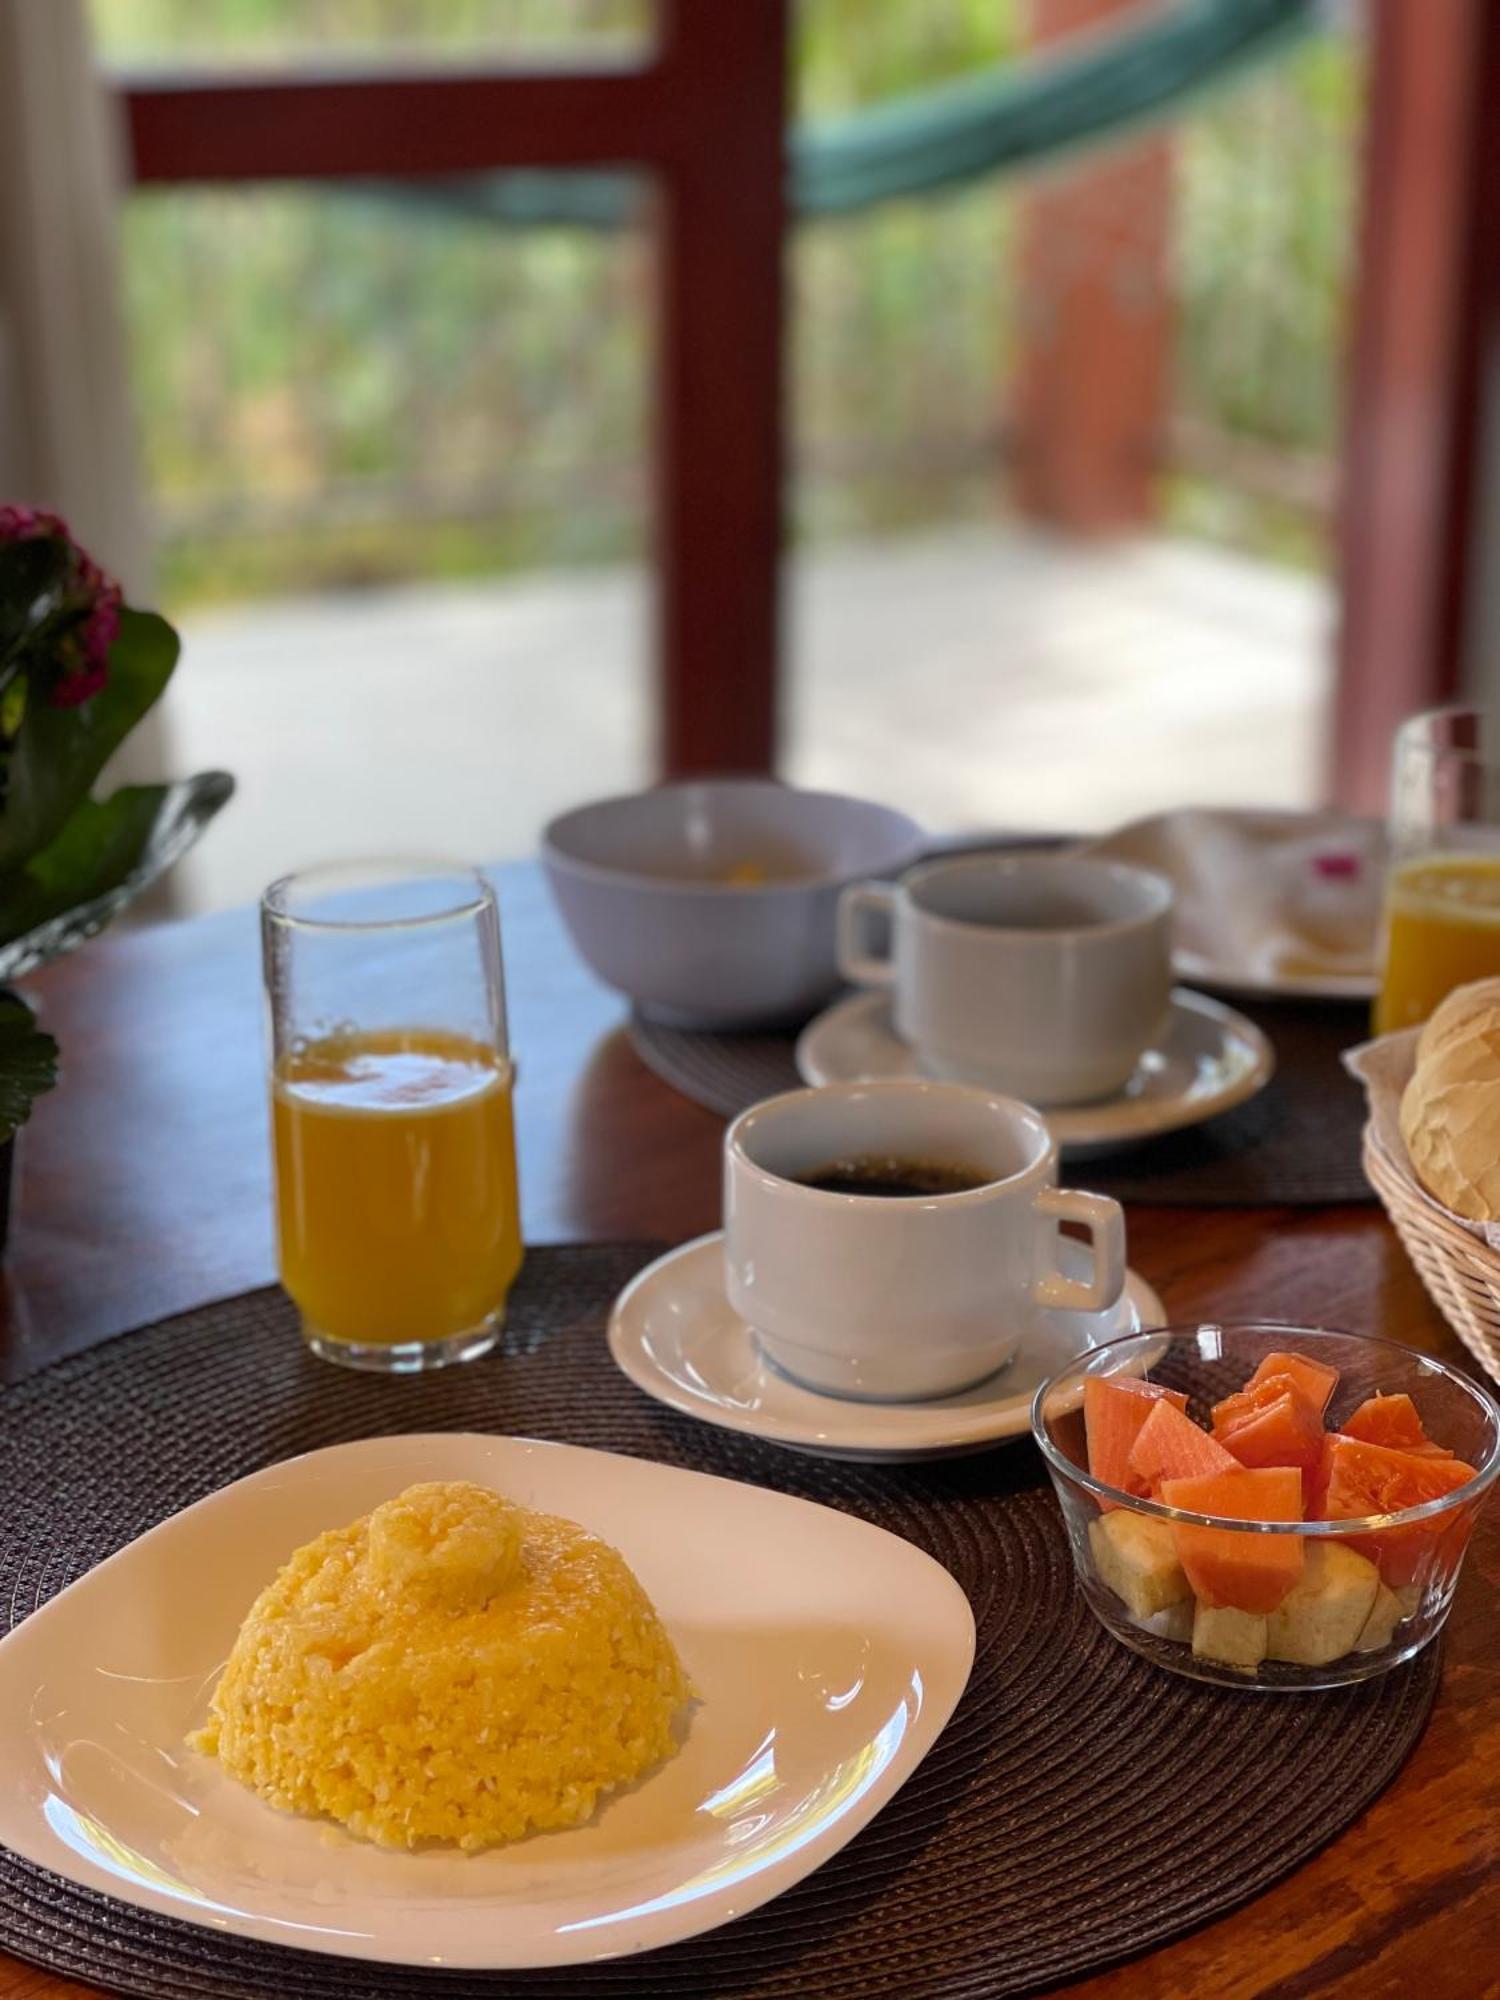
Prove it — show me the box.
[0,506,232,1246]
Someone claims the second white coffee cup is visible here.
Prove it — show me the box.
[838,853,1174,1106]
[723,1079,1127,1402]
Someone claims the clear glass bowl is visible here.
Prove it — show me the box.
[1030,1323,1500,1690]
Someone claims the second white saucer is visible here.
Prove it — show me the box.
[607,1232,1166,1462]
[795,986,1274,1158]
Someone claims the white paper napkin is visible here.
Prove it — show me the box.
[1079,808,1384,988]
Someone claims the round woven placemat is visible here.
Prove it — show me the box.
[1,1246,1437,2000]
[629,996,1375,1206]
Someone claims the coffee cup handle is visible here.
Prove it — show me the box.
[1030,1189,1126,1314]
[837,882,898,987]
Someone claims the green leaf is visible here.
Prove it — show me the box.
[0,991,58,1139]
[0,769,234,977]
[0,607,179,877]
[0,786,167,943]
[0,675,28,739]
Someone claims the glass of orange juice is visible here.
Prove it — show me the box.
[1375,706,1500,1034]
[261,862,522,1371]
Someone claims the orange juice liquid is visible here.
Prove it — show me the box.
[1375,853,1500,1033]
[272,1027,522,1349]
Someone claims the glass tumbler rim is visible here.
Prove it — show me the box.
[1395,702,1499,768]
[1030,1320,1500,1537]
[261,858,495,934]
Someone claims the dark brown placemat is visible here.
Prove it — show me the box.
[0,1246,1437,2000]
[629,996,1375,1206]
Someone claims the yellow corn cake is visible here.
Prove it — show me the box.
[192,1479,691,1852]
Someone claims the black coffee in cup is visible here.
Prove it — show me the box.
[795,1155,988,1199]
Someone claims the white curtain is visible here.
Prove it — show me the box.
[0,0,170,792]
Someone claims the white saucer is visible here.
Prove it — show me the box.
[795,986,1274,1158]
[608,1232,1166,1461]
[1172,950,1375,1005]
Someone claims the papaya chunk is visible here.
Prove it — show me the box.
[1127,1399,1237,1495]
[1160,1466,1304,1613]
[1212,1374,1325,1478]
[1314,1434,1478,1586]
[1083,1376,1189,1507]
[1341,1392,1453,1459]
[1246,1349,1339,1417]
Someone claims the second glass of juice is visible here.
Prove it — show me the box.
[262,863,521,1371]
[1376,706,1500,1034]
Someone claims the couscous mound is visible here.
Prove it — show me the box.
[192,1479,690,1852]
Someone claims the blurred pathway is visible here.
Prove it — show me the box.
[167,524,1331,912]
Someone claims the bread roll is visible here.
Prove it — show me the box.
[1416,976,1500,1068]
[1400,976,1500,1219]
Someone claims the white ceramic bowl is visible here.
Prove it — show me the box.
[542,781,924,1027]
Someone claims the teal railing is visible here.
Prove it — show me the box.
[363,0,1317,230]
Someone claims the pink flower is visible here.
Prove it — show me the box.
[0,505,122,706]
[0,504,68,544]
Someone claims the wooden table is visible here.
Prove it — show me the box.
[1,864,1495,1999]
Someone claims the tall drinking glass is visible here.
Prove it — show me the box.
[262,862,522,1371]
[1376,706,1500,1034]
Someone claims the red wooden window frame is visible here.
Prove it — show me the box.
[118,1,790,780]
[1331,0,1500,811]
[120,3,1500,809]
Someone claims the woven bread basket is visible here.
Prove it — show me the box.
[1364,1125,1500,1384]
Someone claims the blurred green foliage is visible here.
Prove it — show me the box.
[91,0,1360,605]
[1177,31,1360,453]
[94,0,650,63]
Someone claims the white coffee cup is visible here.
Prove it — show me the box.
[838,854,1174,1106]
[723,1079,1127,1402]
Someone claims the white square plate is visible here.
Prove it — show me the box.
[0,1433,974,1970]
